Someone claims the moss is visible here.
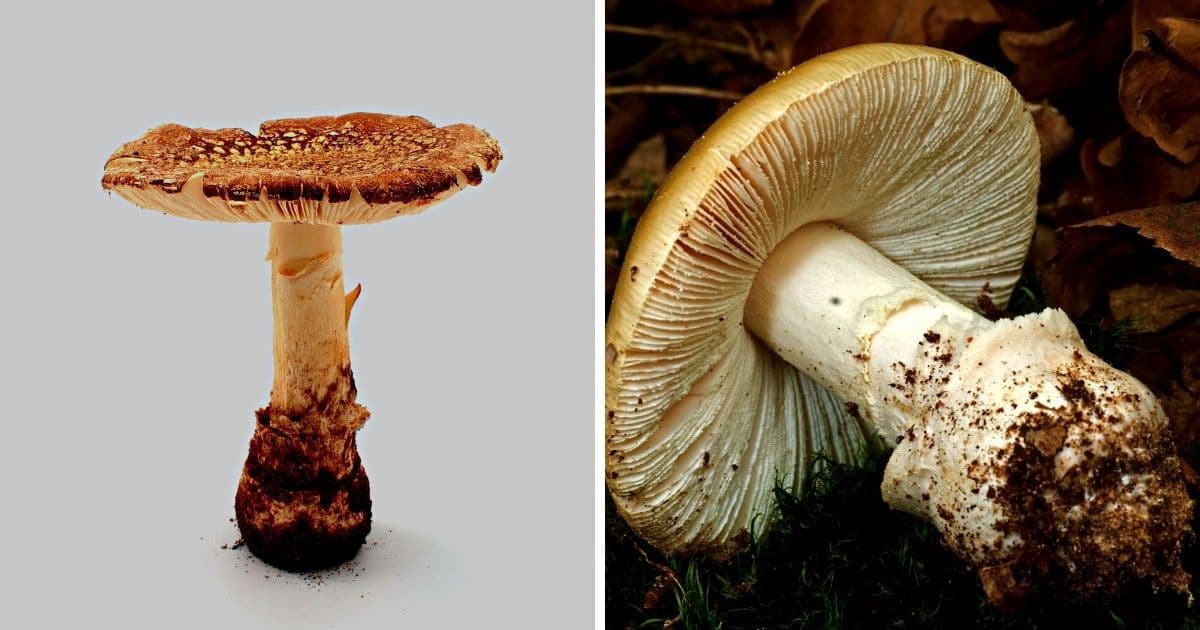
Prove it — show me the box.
[606,455,1200,629]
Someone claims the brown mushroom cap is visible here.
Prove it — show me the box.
[102,113,501,224]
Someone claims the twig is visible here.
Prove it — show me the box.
[634,542,682,590]
[606,23,754,58]
[606,188,655,204]
[606,85,745,100]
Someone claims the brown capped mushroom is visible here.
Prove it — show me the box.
[605,44,1190,603]
[102,113,501,570]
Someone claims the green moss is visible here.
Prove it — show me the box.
[606,455,1200,630]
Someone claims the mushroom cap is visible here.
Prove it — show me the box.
[605,44,1039,556]
[101,113,501,224]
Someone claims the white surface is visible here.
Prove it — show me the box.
[0,1,594,628]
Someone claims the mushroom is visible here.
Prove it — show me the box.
[605,44,1190,602]
[102,113,501,570]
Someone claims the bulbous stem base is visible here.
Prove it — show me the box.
[234,402,373,571]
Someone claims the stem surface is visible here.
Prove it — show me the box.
[269,223,351,415]
[235,222,372,571]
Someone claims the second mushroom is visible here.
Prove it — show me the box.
[605,44,1191,603]
[103,113,501,570]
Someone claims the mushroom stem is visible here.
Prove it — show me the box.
[267,222,351,415]
[745,222,986,433]
[234,222,372,571]
[744,222,1191,601]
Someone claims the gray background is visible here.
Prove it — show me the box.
[0,1,594,627]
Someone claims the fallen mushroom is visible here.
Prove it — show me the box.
[102,113,501,570]
[605,44,1191,603]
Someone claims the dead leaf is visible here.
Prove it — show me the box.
[1109,283,1200,332]
[613,134,669,189]
[1097,135,1123,168]
[736,0,831,72]
[1028,101,1075,165]
[1126,325,1200,455]
[1120,18,1200,163]
[606,237,622,302]
[606,96,650,176]
[1037,175,1095,226]
[1132,0,1200,49]
[788,0,1001,64]
[1180,457,1200,489]
[643,571,677,610]
[1028,223,1059,275]
[1082,201,1200,267]
[1042,202,1200,318]
[1080,134,1200,216]
[979,561,1031,614]
[999,6,1130,101]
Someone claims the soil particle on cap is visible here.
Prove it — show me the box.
[1023,424,1067,457]
[1058,378,1094,406]
[844,402,861,419]
[976,294,1005,320]
[924,331,941,343]
[979,560,1034,614]
[899,327,1191,605]
[985,363,1192,603]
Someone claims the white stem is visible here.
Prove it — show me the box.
[744,222,985,440]
[267,223,351,415]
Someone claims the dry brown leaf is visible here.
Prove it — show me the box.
[979,560,1031,615]
[606,236,622,301]
[606,96,650,176]
[606,134,669,205]
[999,6,1130,101]
[617,134,669,183]
[1080,134,1200,216]
[736,0,831,72]
[1041,224,1142,318]
[790,0,1002,65]
[1028,101,1075,165]
[1132,0,1200,49]
[1028,223,1059,276]
[1120,18,1200,163]
[1109,283,1200,332]
[1126,326,1200,455]
[1082,201,1200,267]
[1037,175,1094,226]
[1042,202,1200,318]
